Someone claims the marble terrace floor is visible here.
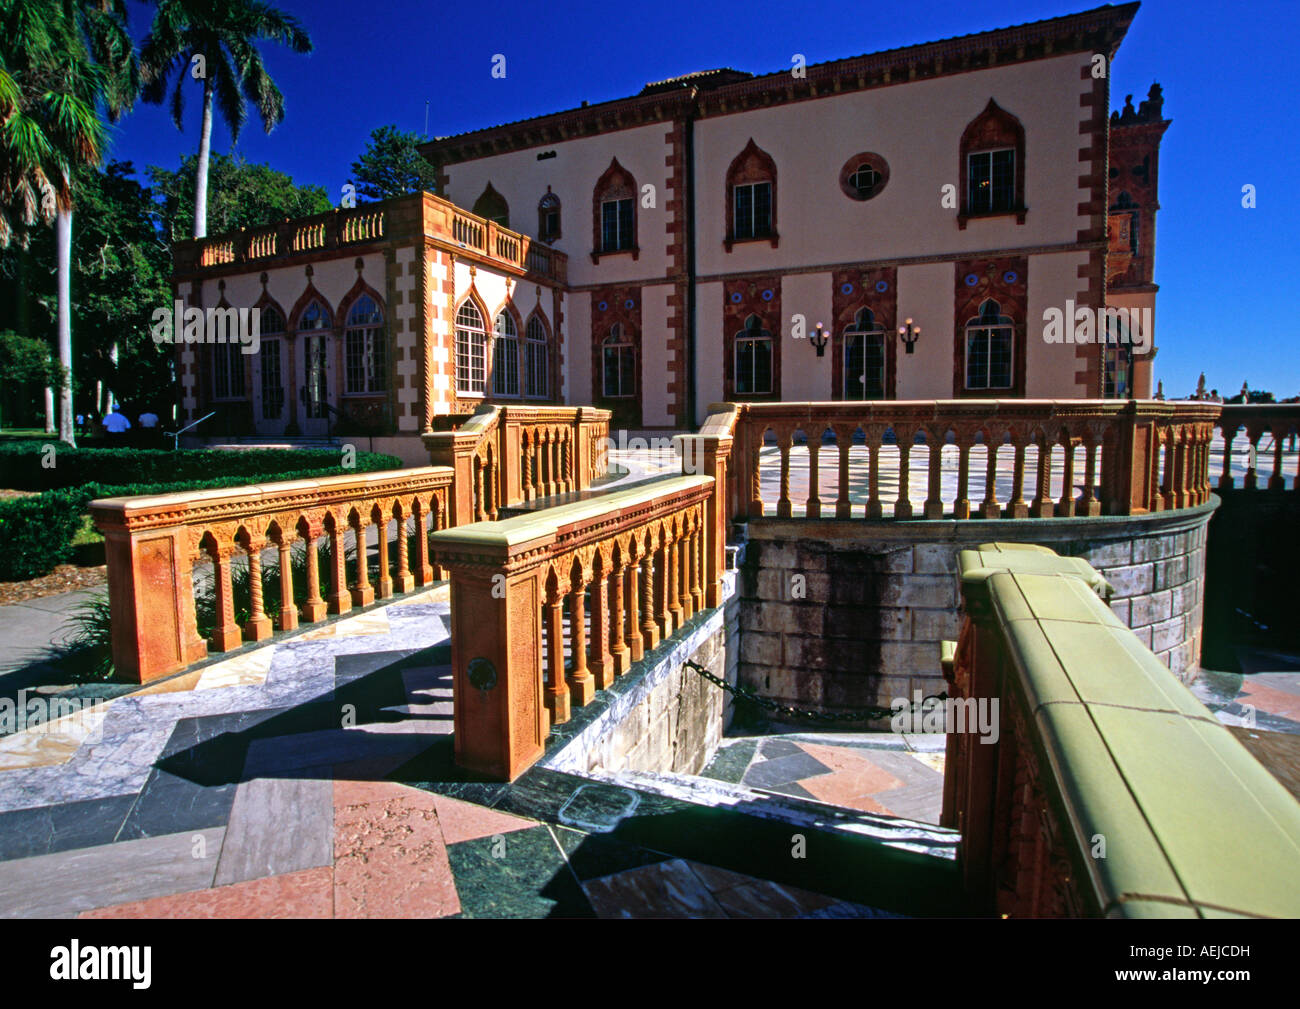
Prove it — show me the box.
[0,585,964,919]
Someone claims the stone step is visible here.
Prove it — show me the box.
[588,766,959,861]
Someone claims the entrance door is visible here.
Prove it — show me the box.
[298,333,334,436]
[252,336,289,436]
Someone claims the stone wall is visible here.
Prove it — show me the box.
[543,572,739,777]
[738,500,1217,719]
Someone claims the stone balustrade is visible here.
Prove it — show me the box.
[423,404,611,524]
[1215,403,1300,492]
[429,474,716,780]
[698,399,1220,522]
[90,468,454,684]
[174,192,567,286]
[943,542,1300,918]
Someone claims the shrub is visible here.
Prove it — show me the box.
[0,444,401,491]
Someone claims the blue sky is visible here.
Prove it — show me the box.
[106,0,1300,399]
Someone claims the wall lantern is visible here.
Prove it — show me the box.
[898,318,921,354]
[810,322,829,357]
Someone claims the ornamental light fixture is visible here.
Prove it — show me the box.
[810,321,829,357]
[898,318,921,354]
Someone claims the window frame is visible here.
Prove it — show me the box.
[963,300,1015,392]
[591,158,639,263]
[842,308,887,400]
[524,314,550,400]
[601,323,637,399]
[492,311,521,398]
[733,315,774,396]
[455,300,488,396]
[957,99,1027,229]
[343,294,387,396]
[724,139,779,252]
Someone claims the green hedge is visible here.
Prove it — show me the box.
[0,452,405,582]
[0,443,402,491]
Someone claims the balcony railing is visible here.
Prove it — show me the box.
[1215,403,1300,492]
[429,474,716,780]
[693,400,1221,525]
[423,404,611,525]
[174,192,567,285]
[944,543,1300,918]
[91,468,454,683]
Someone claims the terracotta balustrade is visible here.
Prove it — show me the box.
[90,467,454,684]
[698,399,1220,522]
[1215,403,1300,492]
[429,474,715,780]
[943,543,1300,918]
[173,192,566,285]
[424,404,611,525]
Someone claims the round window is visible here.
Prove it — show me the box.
[840,153,890,201]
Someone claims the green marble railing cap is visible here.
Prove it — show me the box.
[959,542,1113,601]
[970,547,1300,918]
[429,474,714,552]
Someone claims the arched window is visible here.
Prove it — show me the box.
[212,340,246,399]
[725,139,778,250]
[843,308,886,400]
[538,189,561,243]
[344,294,386,394]
[492,312,519,397]
[959,99,1026,227]
[258,306,285,420]
[455,301,487,394]
[1102,312,1134,398]
[525,315,549,399]
[297,299,332,419]
[964,299,1014,391]
[602,324,636,398]
[734,315,773,395]
[1112,191,1140,254]
[593,159,636,257]
[472,183,509,227]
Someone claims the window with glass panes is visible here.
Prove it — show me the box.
[525,316,549,398]
[344,295,386,394]
[212,342,246,399]
[492,313,520,397]
[734,315,773,395]
[601,198,634,251]
[843,308,886,400]
[733,182,772,240]
[967,149,1016,214]
[965,300,1014,390]
[602,324,636,398]
[456,302,487,394]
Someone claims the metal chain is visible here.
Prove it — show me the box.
[682,660,947,724]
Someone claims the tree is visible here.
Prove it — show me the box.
[140,0,312,240]
[0,0,137,446]
[349,125,439,202]
[148,152,329,242]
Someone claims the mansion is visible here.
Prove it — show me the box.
[172,2,1168,461]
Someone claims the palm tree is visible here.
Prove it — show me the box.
[140,0,312,240]
[0,1,136,445]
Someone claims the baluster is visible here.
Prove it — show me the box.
[896,432,913,519]
[626,556,645,662]
[414,502,433,585]
[611,556,632,674]
[276,531,298,631]
[954,436,971,520]
[351,514,375,606]
[301,522,327,621]
[690,522,704,613]
[680,526,695,621]
[777,429,793,518]
[867,429,883,519]
[642,545,661,650]
[749,433,764,517]
[326,514,351,614]
[1006,438,1028,518]
[375,509,393,599]
[980,435,1001,518]
[1079,433,1100,516]
[666,531,683,632]
[568,565,594,706]
[523,433,534,501]
[807,432,821,518]
[1162,429,1177,507]
[1219,425,1237,490]
[589,560,613,689]
[835,430,851,518]
[656,533,674,638]
[395,508,414,593]
[1057,433,1077,516]
[1173,429,1189,508]
[474,458,486,521]
[1030,434,1053,517]
[210,546,242,650]
[924,431,944,519]
[544,579,570,723]
[243,535,273,641]
[1244,429,1260,491]
[1270,426,1286,491]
